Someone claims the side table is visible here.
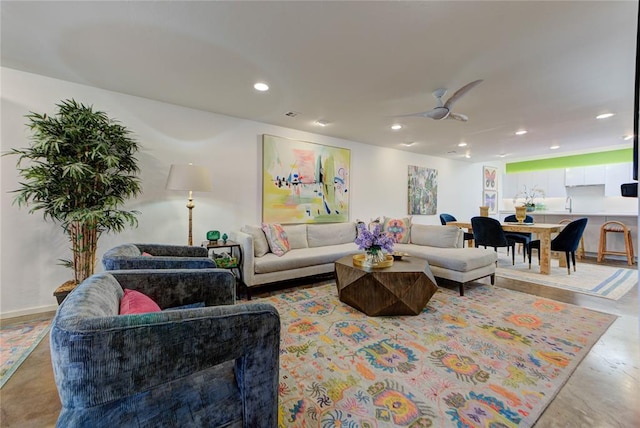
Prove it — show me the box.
[203,240,243,284]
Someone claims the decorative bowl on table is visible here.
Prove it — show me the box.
[353,254,394,268]
[392,251,409,261]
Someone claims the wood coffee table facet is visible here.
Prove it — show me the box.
[335,255,438,316]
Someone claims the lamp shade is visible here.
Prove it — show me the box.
[165,164,213,192]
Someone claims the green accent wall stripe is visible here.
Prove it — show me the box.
[506,149,633,173]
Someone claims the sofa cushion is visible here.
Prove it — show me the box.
[254,243,360,274]
[307,223,356,247]
[411,224,462,248]
[383,216,411,243]
[262,223,291,256]
[241,225,270,257]
[119,289,161,314]
[394,244,497,273]
[282,224,308,249]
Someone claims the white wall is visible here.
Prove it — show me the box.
[1,68,497,316]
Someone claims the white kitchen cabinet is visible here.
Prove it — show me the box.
[584,165,606,185]
[545,168,567,197]
[605,163,633,196]
[564,167,584,186]
[565,166,606,186]
[503,169,566,200]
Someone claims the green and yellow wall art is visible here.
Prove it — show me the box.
[408,165,437,215]
[262,135,350,223]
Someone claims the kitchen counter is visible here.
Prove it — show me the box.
[499,210,637,217]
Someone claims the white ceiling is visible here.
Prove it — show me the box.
[2,1,637,163]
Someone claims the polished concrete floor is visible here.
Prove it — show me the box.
[1,257,638,427]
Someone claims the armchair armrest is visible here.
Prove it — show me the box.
[109,269,236,307]
[135,243,208,257]
[234,231,256,287]
[103,256,216,271]
[51,303,280,426]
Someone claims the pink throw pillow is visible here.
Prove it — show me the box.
[261,223,290,256]
[119,289,161,315]
[141,252,153,257]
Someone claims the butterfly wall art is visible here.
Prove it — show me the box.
[482,166,498,214]
[483,166,497,190]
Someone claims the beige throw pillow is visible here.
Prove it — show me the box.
[282,224,308,249]
[241,225,270,257]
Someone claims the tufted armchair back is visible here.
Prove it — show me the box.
[50,269,280,427]
[102,243,216,271]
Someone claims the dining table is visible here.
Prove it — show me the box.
[446,221,564,275]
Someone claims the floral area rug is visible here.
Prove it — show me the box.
[495,251,637,300]
[0,316,52,388]
[256,283,615,427]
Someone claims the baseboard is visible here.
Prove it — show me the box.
[0,304,58,320]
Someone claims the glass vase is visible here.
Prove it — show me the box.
[364,248,385,267]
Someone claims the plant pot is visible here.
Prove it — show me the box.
[53,280,78,305]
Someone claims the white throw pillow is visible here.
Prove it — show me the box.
[282,224,308,249]
[241,225,270,257]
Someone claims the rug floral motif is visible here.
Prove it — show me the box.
[0,317,51,388]
[257,283,615,427]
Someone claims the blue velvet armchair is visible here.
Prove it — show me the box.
[102,243,216,270]
[50,269,280,427]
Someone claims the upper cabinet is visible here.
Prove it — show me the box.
[604,163,633,196]
[503,169,566,199]
[565,165,606,186]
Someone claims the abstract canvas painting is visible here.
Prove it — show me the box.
[262,135,350,223]
[408,165,437,215]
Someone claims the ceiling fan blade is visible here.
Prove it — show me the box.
[393,110,434,118]
[447,112,469,122]
[443,79,483,110]
[394,108,447,119]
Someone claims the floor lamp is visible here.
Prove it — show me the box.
[166,164,213,246]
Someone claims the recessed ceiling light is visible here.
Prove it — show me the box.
[596,113,614,119]
[391,124,403,130]
[464,153,471,159]
[401,142,416,147]
[550,145,560,150]
[515,130,528,135]
[497,154,507,158]
[315,120,329,127]
[623,135,633,141]
[458,142,468,147]
[253,82,269,91]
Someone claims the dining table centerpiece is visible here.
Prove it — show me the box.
[513,185,545,212]
[355,222,395,267]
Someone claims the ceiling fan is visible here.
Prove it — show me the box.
[398,79,483,122]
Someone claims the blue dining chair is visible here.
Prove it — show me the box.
[439,213,474,247]
[471,216,516,265]
[503,214,534,262]
[527,217,588,274]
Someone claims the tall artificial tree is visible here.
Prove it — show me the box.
[7,99,142,285]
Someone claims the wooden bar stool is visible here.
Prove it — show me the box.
[597,221,634,265]
[559,219,585,260]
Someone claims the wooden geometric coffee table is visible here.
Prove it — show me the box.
[334,255,438,316]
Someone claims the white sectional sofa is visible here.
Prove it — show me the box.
[234,221,497,298]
